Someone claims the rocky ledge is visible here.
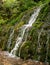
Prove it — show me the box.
[0,51,49,65]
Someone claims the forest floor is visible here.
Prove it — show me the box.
[0,51,49,65]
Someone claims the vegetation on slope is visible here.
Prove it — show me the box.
[0,0,50,64]
[20,2,50,64]
[0,0,42,50]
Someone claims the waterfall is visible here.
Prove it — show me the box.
[37,28,43,60]
[9,7,41,57]
[45,31,50,62]
[7,30,14,49]
[19,30,28,57]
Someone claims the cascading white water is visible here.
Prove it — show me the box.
[7,30,14,49]
[45,31,50,62]
[37,28,43,60]
[9,7,41,57]
[38,28,43,47]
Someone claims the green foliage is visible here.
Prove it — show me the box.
[20,41,38,60]
[3,0,16,8]
[0,0,50,64]
[19,3,50,64]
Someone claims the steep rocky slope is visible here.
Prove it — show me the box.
[20,3,50,63]
[0,0,50,65]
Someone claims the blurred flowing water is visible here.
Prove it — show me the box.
[9,7,41,57]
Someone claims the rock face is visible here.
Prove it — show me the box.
[0,51,49,65]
